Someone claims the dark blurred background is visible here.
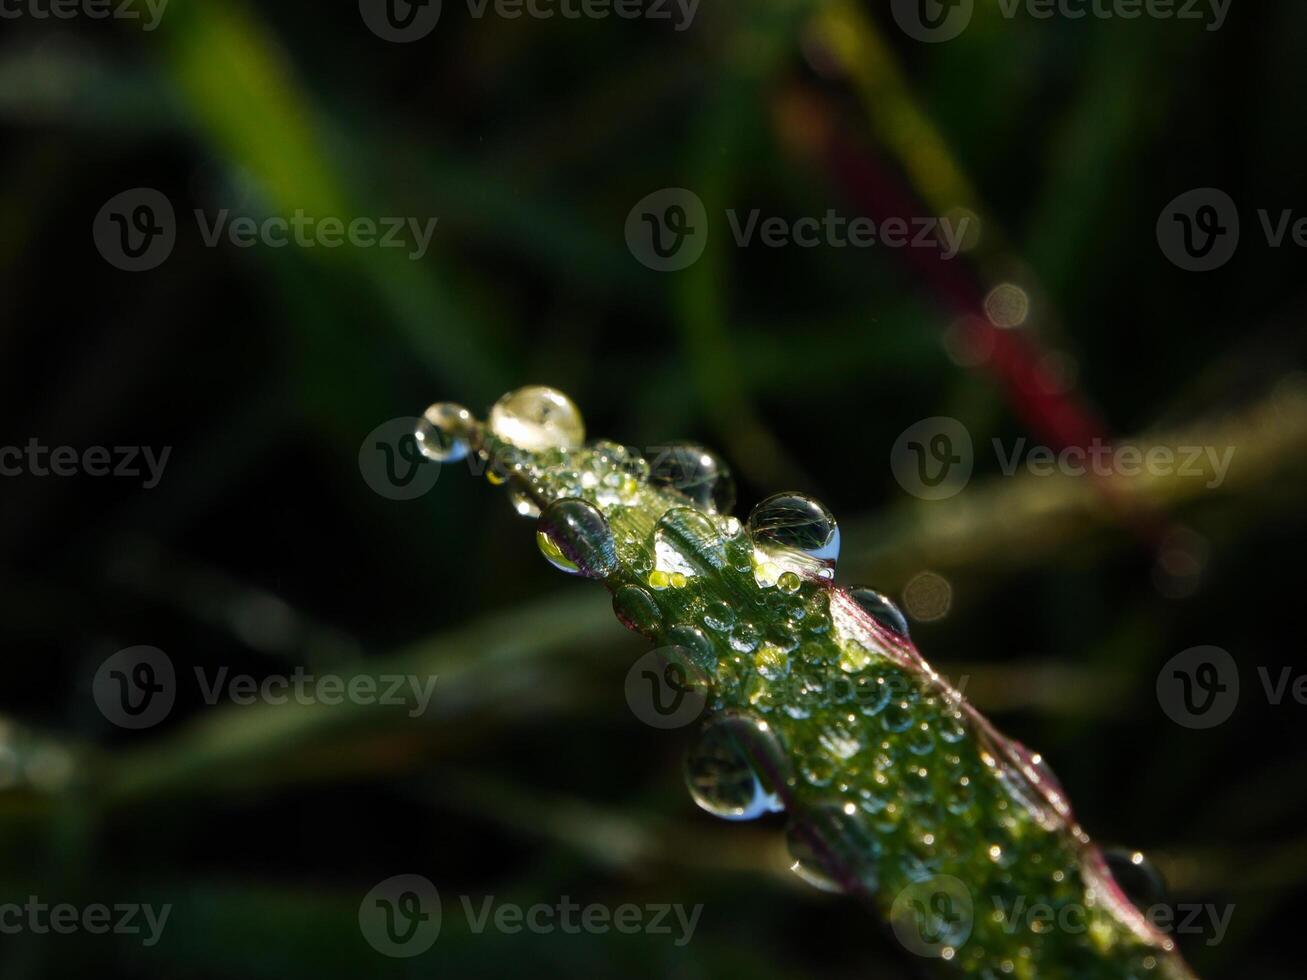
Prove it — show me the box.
[2,1,1306,977]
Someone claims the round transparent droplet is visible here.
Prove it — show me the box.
[648,443,736,514]
[668,625,717,673]
[685,714,788,821]
[702,601,736,632]
[415,402,474,462]
[881,699,915,733]
[786,803,880,895]
[489,386,585,452]
[848,587,910,639]
[613,585,661,635]
[1104,848,1168,910]
[730,621,762,653]
[748,493,841,567]
[536,498,618,579]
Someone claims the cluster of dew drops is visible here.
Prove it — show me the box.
[414,387,1169,977]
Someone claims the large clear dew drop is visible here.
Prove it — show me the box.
[489,385,585,452]
[685,714,788,821]
[648,443,736,514]
[748,493,841,569]
[535,498,618,580]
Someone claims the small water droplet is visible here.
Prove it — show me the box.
[489,386,585,452]
[730,621,762,653]
[748,493,841,569]
[847,587,910,639]
[685,714,788,821]
[536,498,618,579]
[1104,848,1168,910]
[648,443,736,514]
[854,674,892,716]
[702,601,736,632]
[881,699,915,733]
[415,402,475,462]
[777,571,802,594]
[613,585,661,635]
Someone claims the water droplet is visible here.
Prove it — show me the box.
[648,443,736,514]
[777,571,802,594]
[489,386,585,452]
[907,721,935,755]
[536,498,617,579]
[854,674,892,716]
[754,644,789,681]
[702,601,736,632]
[748,493,841,568]
[1104,848,1168,910]
[416,402,475,462]
[685,714,788,821]
[786,802,880,895]
[730,621,762,653]
[668,625,717,672]
[881,699,915,733]
[613,585,661,635]
[847,587,910,639]
[653,507,725,578]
